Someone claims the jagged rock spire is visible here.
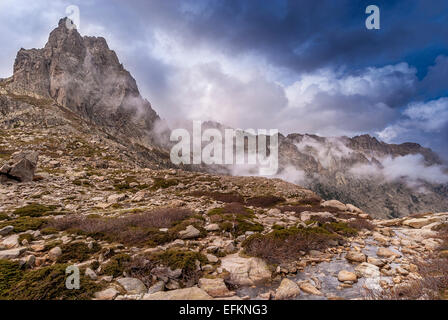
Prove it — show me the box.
[8,17,159,135]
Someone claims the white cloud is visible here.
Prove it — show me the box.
[294,136,353,169]
[377,97,448,143]
[350,154,448,189]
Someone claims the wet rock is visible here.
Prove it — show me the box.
[345,251,367,263]
[373,232,390,245]
[338,270,357,282]
[274,278,300,300]
[377,247,400,258]
[367,257,386,267]
[299,281,323,296]
[354,263,380,278]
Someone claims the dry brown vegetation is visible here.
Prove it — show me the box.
[279,204,340,215]
[347,218,376,231]
[46,208,194,246]
[189,191,244,203]
[367,224,448,300]
[243,226,339,264]
[366,258,448,300]
[245,195,285,208]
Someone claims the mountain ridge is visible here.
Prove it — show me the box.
[1,17,447,218]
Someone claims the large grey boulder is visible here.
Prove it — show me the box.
[116,277,147,295]
[0,151,39,183]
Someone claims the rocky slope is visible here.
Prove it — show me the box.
[4,18,160,151]
[0,130,446,299]
[276,134,448,218]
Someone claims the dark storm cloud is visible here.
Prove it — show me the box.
[113,0,448,74]
[1,0,448,160]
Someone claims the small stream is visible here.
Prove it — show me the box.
[236,233,408,300]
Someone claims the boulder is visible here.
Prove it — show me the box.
[147,281,165,294]
[367,257,386,267]
[377,247,400,258]
[1,234,19,248]
[0,151,39,182]
[299,281,323,296]
[116,278,147,295]
[274,278,300,300]
[198,278,234,298]
[402,217,439,229]
[337,270,357,282]
[354,263,380,278]
[346,204,363,214]
[107,194,126,203]
[0,226,13,236]
[179,225,201,239]
[48,246,62,261]
[205,224,220,231]
[220,254,271,286]
[0,247,26,259]
[301,211,334,222]
[373,232,390,245]
[321,200,347,212]
[143,287,212,300]
[345,251,367,263]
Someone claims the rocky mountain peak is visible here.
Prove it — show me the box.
[7,17,159,137]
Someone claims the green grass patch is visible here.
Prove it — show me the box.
[101,253,131,278]
[57,242,101,263]
[13,204,58,217]
[0,260,24,299]
[0,217,45,233]
[5,264,103,300]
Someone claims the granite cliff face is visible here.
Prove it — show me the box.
[276,134,448,218]
[7,18,158,139]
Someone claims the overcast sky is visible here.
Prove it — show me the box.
[1,0,448,159]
